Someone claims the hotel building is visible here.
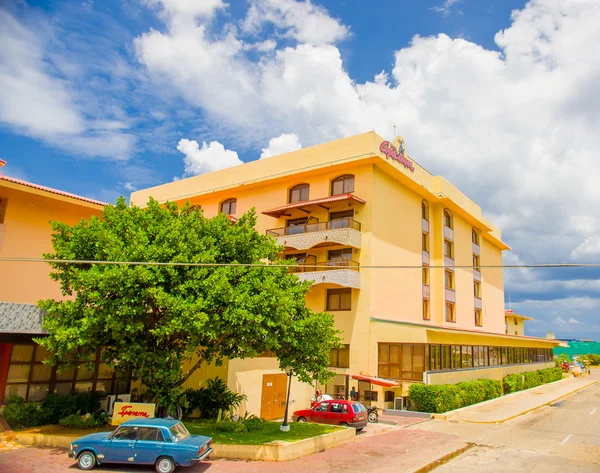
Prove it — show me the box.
[131,132,559,417]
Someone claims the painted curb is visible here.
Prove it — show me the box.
[410,442,474,473]
[443,380,598,425]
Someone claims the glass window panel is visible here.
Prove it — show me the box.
[473,346,480,367]
[28,384,50,402]
[389,364,400,378]
[31,364,53,382]
[378,344,389,363]
[502,347,508,365]
[462,346,473,368]
[327,293,340,310]
[338,346,350,368]
[452,346,461,369]
[56,367,75,381]
[401,345,412,372]
[413,345,425,375]
[10,345,33,362]
[379,364,390,377]
[442,346,451,370]
[7,364,30,383]
[329,350,337,367]
[340,291,352,310]
[34,346,52,362]
[389,345,399,363]
[4,384,27,400]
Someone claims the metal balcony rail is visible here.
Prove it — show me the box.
[266,218,361,237]
[289,259,360,273]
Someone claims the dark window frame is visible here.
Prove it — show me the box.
[220,198,237,215]
[331,175,355,195]
[326,288,352,311]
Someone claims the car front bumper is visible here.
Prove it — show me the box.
[190,447,213,465]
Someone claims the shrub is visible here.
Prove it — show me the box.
[195,377,247,419]
[523,371,542,389]
[538,367,562,384]
[408,384,462,413]
[1,396,43,428]
[587,354,600,366]
[503,373,524,394]
[478,379,503,400]
[456,381,486,407]
[59,412,109,429]
[213,421,248,433]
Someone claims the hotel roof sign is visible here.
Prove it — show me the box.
[380,137,415,172]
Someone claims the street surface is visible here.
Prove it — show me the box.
[417,369,600,473]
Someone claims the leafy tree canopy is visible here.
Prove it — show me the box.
[38,197,341,407]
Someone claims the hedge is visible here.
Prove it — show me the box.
[409,367,562,413]
[409,379,502,413]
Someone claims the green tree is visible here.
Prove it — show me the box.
[37,198,340,409]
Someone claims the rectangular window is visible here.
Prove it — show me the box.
[441,345,451,370]
[378,344,425,380]
[444,240,454,259]
[451,345,461,369]
[327,288,352,311]
[329,345,350,368]
[445,270,454,289]
[445,302,456,322]
[430,345,440,371]
[328,248,353,261]
[423,298,430,320]
[474,309,482,326]
[489,346,498,366]
[473,254,480,269]
[501,347,508,365]
[473,346,481,367]
[474,281,481,298]
[461,346,473,368]
[423,267,430,285]
[422,233,429,252]
[330,210,354,221]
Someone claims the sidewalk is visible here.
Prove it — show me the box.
[434,375,597,424]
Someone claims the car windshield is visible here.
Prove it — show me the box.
[169,422,190,442]
[351,403,366,413]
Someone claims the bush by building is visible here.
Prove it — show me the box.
[503,367,561,394]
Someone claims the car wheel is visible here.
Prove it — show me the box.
[296,417,307,423]
[368,412,378,423]
[155,456,176,473]
[77,451,96,471]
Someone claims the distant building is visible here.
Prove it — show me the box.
[505,310,532,336]
[553,339,600,358]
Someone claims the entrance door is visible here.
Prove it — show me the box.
[260,374,288,420]
[358,380,371,406]
[0,344,12,405]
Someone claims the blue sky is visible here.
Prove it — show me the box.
[1,0,600,341]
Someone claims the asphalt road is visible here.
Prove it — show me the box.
[417,370,600,473]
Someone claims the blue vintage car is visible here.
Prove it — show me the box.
[68,418,212,473]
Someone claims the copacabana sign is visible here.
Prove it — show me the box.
[380,138,415,172]
[111,402,156,425]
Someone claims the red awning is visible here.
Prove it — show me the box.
[262,193,366,218]
[226,215,238,223]
[351,374,400,388]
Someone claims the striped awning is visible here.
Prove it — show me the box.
[262,193,366,218]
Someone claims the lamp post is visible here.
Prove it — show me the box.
[280,366,293,432]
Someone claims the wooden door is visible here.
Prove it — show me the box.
[0,344,12,405]
[260,374,288,420]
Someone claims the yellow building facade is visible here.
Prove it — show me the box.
[132,132,558,415]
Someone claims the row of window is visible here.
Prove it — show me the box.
[378,343,554,381]
[2,344,130,404]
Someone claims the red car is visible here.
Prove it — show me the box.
[292,399,368,430]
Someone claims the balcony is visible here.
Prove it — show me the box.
[291,259,361,289]
[422,219,429,233]
[474,297,483,309]
[445,288,456,303]
[267,218,361,251]
[444,226,454,241]
[473,268,482,281]
[472,242,480,256]
[444,256,455,267]
[422,284,430,299]
[422,250,430,265]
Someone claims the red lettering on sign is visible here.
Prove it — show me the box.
[117,405,151,418]
[380,141,415,172]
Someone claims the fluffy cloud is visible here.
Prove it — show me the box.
[260,133,302,159]
[135,0,600,275]
[177,139,243,176]
[430,0,461,16]
[0,8,134,159]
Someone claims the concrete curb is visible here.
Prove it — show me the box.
[438,380,598,425]
[410,442,474,473]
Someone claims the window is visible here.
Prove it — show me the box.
[461,346,473,368]
[328,248,352,261]
[220,198,237,215]
[169,423,190,442]
[445,302,456,322]
[289,184,309,203]
[443,209,453,229]
[330,210,354,221]
[423,298,430,320]
[378,343,425,381]
[474,281,481,298]
[327,288,352,311]
[475,309,482,326]
[422,267,430,285]
[421,201,429,221]
[422,233,429,252]
[473,254,480,269]
[113,426,138,441]
[444,240,454,259]
[138,427,164,442]
[514,318,518,325]
[329,345,350,368]
[331,174,355,195]
[445,270,455,289]
[472,228,480,245]
[285,217,308,235]
[314,402,329,412]
[330,403,343,413]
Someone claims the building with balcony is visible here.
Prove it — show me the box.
[131,132,559,416]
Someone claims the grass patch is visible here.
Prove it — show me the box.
[184,420,340,445]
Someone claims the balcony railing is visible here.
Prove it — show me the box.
[289,259,360,273]
[267,218,361,237]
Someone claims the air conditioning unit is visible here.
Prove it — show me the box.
[394,397,405,411]
[105,394,131,415]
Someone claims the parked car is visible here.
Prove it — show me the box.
[68,418,212,473]
[292,399,368,430]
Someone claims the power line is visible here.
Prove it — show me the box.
[1,257,600,269]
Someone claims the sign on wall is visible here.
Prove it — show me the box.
[111,402,156,425]
[380,137,415,172]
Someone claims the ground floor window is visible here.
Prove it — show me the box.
[2,343,131,404]
[377,343,554,380]
[329,344,350,368]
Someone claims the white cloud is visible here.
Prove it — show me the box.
[135,0,600,273]
[260,133,302,159]
[177,139,243,176]
[0,8,134,159]
[430,0,461,16]
[142,0,226,21]
[571,236,600,259]
[123,182,137,192]
[553,317,567,324]
[568,317,580,324]
[243,0,349,45]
